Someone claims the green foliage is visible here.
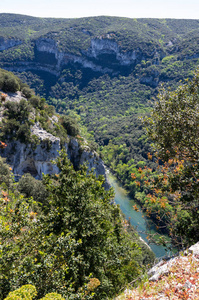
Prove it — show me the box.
[0,69,21,93]
[39,293,65,300]
[0,156,14,188]
[0,99,32,143]
[60,115,80,136]
[0,72,78,147]
[4,285,37,300]
[29,96,41,108]
[1,14,199,254]
[143,70,199,248]
[0,151,150,300]
[4,99,32,122]
[17,173,48,205]
[1,15,198,191]
[145,71,199,162]
[4,285,65,300]
[21,87,33,99]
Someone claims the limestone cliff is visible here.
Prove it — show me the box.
[0,37,22,51]
[1,35,147,76]
[0,91,110,189]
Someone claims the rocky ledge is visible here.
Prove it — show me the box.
[117,242,199,299]
[1,124,110,189]
[148,242,199,281]
[0,92,110,189]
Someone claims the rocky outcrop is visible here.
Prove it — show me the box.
[84,37,141,65]
[0,119,110,188]
[35,37,119,73]
[1,35,155,76]
[148,242,199,281]
[35,38,64,69]
[4,62,60,76]
[116,242,199,300]
[0,37,22,51]
[28,37,143,75]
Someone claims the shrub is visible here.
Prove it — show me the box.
[40,293,65,300]
[4,285,65,300]
[29,96,41,108]
[4,99,32,122]
[0,93,7,102]
[4,285,37,300]
[16,123,31,143]
[22,87,33,99]
[17,173,48,204]
[3,75,20,93]
[0,156,14,188]
[60,115,80,136]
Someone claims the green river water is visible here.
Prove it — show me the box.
[107,172,172,258]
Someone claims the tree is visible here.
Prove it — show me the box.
[144,70,199,248]
[60,116,79,136]
[17,173,48,204]
[0,151,147,300]
[42,151,143,299]
[4,284,65,300]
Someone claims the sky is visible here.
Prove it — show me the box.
[0,0,199,20]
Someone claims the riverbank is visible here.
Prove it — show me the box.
[107,172,172,258]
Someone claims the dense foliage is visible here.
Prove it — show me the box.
[0,68,24,93]
[1,14,199,298]
[0,69,80,145]
[140,71,199,248]
[1,15,199,247]
[0,152,154,300]
[0,15,198,195]
[4,284,65,300]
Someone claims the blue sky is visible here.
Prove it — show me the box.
[1,0,199,19]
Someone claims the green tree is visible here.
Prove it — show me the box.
[144,70,199,248]
[17,173,48,204]
[42,151,143,299]
[0,156,13,188]
[0,151,147,300]
[60,116,79,136]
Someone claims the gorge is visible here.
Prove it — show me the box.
[0,14,199,299]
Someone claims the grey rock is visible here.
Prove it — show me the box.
[148,257,177,281]
[0,97,110,188]
[2,36,162,76]
[188,241,199,255]
[85,37,140,65]
[0,37,22,51]
[148,241,199,283]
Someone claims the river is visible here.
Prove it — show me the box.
[107,172,172,258]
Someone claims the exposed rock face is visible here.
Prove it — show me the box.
[188,241,199,255]
[0,37,22,51]
[35,37,142,70]
[35,37,124,74]
[0,34,160,77]
[35,38,64,69]
[0,122,110,188]
[148,242,199,281]
[1,36,146,76]
[85,37,140,65]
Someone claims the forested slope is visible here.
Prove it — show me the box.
[0,69,155,300]
[0,14,199,231]
[0,14,199,299]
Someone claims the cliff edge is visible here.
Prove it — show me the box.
[0,90,110,189]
